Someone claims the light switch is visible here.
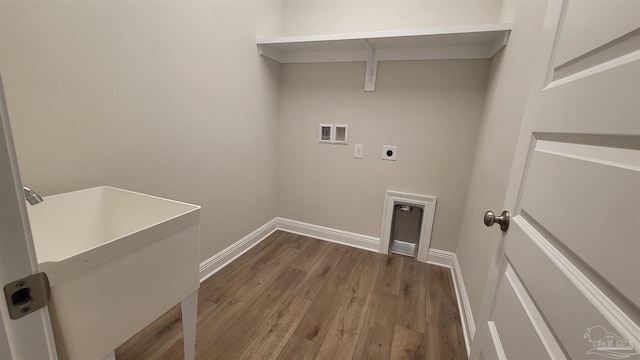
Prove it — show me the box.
[354,144,363,158]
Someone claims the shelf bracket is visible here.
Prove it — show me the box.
[364,40,378,92]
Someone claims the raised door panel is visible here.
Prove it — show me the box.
[519,138,640,307]
[491,263,561,359]
[553,0,640,69]
[506,222,640,359]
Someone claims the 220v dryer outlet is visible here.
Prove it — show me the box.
[382,145,397,161]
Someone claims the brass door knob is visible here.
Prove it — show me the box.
[484,210,510,232]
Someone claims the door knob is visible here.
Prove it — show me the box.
[484,210,510,232]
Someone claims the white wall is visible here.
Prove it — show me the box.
[277,60,490,251]
[454,0,549,325]
[283,0,502,35]
[0,1,283,261]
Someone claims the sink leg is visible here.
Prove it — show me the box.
[181,290,198,360]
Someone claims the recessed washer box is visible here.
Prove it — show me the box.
[334,124,349,145]
[319,124,333,143]
[382,145,397,160]
[318,124,349,144]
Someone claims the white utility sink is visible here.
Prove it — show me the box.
[27,186,201,360]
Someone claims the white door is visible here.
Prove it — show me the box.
[0,74,57,359]
[470,0,640,359]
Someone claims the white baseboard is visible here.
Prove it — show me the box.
[199,217,379,282]
[198,217,473,356]
[275,217,380,252]
[199,218,278,282]
[426,248,455,268]
[427,248,475,356]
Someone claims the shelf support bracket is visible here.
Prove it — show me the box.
[364,40,378,92]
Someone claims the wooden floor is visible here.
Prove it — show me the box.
[115,231,467,359]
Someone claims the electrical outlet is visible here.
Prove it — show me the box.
[354,144,363,158]
[382,145,397,161]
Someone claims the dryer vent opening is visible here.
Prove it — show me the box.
[381,191,437,263]
[388,203,424,258]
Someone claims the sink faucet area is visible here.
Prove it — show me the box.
[26,186,201,360]
[23,185,43,205]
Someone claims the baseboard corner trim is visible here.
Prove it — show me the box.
[199,218,278,282]
[275,217,380,253]
[427,248,476,356]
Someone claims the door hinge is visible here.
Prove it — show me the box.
[3,272,50,320]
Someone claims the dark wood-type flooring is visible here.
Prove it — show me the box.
[115,231,467,359]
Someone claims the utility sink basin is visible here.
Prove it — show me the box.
[28,186,200,286]
[27,186,201,360]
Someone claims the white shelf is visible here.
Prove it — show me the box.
[257,23,512,64]
[257,23,511,91]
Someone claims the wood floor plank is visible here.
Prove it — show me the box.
[277,335,321,360]
[198,232,292,304]
[426,267,444,359]
[293,242,347,300]
[286,237,328,271]
[240,295,311,359]
[315,264,378,360]
[201,267,307,359]
[396,259,427,333]
[425,265,467,360]
[115,299,217,360]
[195,247,300,351]
[155,339,206,360]
[280,231,308,250]
[353,291,399,360]
[293,247,358,343]
[390,325,427,360]
[375,253,404,295]
[115,305,181,360]
[437,265,467,356]
[198,231,288,294]
[351,247,379,268]
[116,232,468,360]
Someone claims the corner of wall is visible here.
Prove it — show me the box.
[200,218,279,282]
[453,0,550,347]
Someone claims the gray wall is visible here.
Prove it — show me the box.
[0,0,548,313]
[283,0,502,35]
[455,0,549,325]
[277,60,490,251]
[0,1,283,261]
